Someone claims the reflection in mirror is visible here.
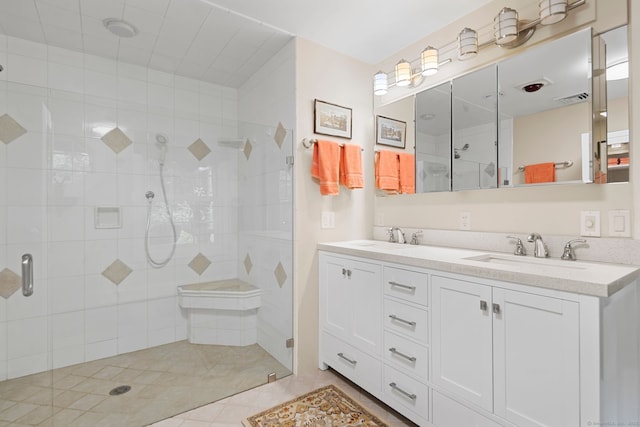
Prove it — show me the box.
[498,29,592,186]
[600,25,629,183]
[452,65,498,191]
[415,82,451,192]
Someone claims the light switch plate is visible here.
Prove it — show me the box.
[608,209,631,237]
[580,211,600,237]
[321,211,335,229]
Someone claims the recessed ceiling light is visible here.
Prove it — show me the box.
[103,18,138,38]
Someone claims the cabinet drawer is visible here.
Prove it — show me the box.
[383,298,429,344]
[321,332,382,395]
[383,331,428,381]
[432,391,503,427]
[383,266,428,306]
[382,365,429,425]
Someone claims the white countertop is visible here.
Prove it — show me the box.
[318,240,640,297]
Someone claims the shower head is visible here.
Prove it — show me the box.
[156,134,168,144]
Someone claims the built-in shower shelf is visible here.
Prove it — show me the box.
[94,206,122,229]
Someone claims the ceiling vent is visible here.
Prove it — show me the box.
[555,92,590,105]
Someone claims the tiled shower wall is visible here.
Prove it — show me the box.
[0,35,292,380]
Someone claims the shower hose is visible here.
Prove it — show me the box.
[145,162,177,268]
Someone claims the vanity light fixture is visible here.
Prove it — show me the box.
[539,0,569,25]
[372,0,584,96]
[395,60,412,87]
[494,8,519,45]
[458,28,478,60]
[421,46,439,76]
[374,71,389,95]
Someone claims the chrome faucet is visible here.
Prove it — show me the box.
[388,227,406,244]
[527,233,548,258]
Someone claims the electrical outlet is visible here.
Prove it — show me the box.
[580,211,600,237]
[459,212,471,230]
[321,211,335,229]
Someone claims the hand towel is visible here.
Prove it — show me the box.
[375,150,399,193]
[339,143,364,189]
[311,140,341,195]
[398,153,415,194]
[524,162,556,184]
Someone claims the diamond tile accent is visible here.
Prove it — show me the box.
[274,262,287,288]
[101,259,132,285]
[189,253,211,275]
[273,122,287,148]
[188,138,211,161]
[0,114,27,144]
[243,140,253,160]
[101,127,132,154]
[0,268,22,299]
[244,254,253,274]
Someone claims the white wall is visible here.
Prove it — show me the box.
[294,38,374,374]
[0,36,242,379]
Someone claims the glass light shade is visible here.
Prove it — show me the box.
[395,60,412,87]
[494,7,518,45]
[421,46,439,76]
[539,0,568,25]
[458,28,478,60]
[373,71,388,95]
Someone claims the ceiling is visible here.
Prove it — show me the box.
[0,0,492,88]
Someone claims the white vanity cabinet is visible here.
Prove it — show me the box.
[318,242,640,427]
[432,275,580,427]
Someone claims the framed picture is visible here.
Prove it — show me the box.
[376,115,406,148]
[314,99,352,139]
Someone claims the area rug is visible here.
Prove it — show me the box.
[243,384,389,427]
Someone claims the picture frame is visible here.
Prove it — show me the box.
[314,99,352,139]
[376,115,406,148]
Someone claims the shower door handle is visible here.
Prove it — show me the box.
[21,254,33,297]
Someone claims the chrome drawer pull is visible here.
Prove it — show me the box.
[337,352,357,365]
[389,382,417,400]
[388,281,416,291]
[388,314,416,327]
[389,347,417,362]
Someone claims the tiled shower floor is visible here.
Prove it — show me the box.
[0,341,291,426]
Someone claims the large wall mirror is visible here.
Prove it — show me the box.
[376,24,629,194]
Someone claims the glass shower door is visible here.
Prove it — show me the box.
[0,80,54,424]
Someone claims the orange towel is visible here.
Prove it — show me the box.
[524,162,555,184]
[339,143,364,189]
[398,153,415,194]
[375,150,399,193]
[311,140,341,195]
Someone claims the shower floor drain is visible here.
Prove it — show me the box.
[109,385,131,396]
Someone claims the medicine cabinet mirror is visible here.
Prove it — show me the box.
[377,24,629,194]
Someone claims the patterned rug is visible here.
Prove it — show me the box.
[244,384,389,427]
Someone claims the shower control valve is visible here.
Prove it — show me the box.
[145,191,155,201]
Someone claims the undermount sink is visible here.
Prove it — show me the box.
[349,240,408,250]
[464,254,587,271]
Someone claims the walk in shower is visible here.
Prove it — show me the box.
[0,7,295,423]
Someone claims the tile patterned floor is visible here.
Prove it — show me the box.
[0,341,291,426]
[151,368,416,427]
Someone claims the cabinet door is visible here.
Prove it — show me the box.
[492,289,580,427]
[348,259,383,355]
[432,276,493,412]
[319,254,382,355]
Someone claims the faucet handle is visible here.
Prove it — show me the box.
[410,231,423,245]
[561,239,587,261]
[388,227,396,243]
[507,235,526,256]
